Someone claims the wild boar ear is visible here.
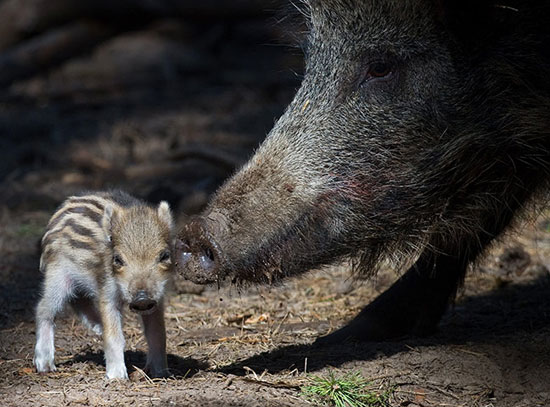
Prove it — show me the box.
[157,201,174,230]
[102,204,115,243]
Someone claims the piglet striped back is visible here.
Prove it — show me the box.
[40,191,141,275]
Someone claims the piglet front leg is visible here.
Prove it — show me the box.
[100,295,128,380]
[141,302,169,378]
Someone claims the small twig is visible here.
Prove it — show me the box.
[494,4,519,12]
[453,347,486,357]
[132,366,155,385]
[239,376,302,390]
[426,382,461,400]
[243,366,260,380]
[404,344,421,352]
[271,311,290,336]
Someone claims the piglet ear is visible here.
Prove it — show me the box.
[102,204,114,242]
[157,201,174,230]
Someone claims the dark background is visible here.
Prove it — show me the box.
[0,0,304,216]
[0,0,305,330]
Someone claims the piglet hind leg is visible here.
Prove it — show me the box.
[71,295,103,336]
[34,268,75,373]
[100,295,128,380]
[141,302,169,378]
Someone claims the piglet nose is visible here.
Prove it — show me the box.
[129,290,157,313]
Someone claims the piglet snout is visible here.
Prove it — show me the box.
[129,290,157,314]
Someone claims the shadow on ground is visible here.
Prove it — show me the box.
[70,350,209,378]
[219,275,550,375]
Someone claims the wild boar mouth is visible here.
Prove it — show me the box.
[177,209,348,286]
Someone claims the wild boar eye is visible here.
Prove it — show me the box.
[159,250,171,263]
[365,61,393,81]
[113,254,124,267]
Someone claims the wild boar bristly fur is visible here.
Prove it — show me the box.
[178,0,550,341]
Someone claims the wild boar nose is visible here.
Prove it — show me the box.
[129,290,157,313]
[175,217,220,284]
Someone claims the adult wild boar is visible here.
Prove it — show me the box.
[176,0,550,341]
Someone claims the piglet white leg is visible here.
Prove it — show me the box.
[141,301,169,378]
[34,305,57,373]
[34,269,74,373]
[100,296,128,380]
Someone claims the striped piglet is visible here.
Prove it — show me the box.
[34,191,174,379]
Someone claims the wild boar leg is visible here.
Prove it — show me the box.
[319,203,521,343]
[317,250,466,343]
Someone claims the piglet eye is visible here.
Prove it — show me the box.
[113,254,124,267]
[366,61,392,80]
[159,250,171,263]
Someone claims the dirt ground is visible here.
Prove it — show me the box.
[1,4,550,407]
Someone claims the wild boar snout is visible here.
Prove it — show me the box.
[175,216,223,284]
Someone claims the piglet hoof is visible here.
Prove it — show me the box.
[130,366,171,381]
[152,369,172,379]
[33,355,57,374]
[105,365,129,380]
[146,366,172,379]
[35,365,57,374]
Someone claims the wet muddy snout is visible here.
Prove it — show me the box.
[175,217,222,284]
